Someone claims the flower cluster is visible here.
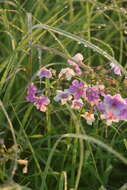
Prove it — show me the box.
[26,68,51,113]
[26,53,125,126]
[54,79,105,124]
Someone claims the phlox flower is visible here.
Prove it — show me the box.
[97,102,105,114]
[84,87,101,105]
[26,83,38,102]
[81,112,95,125]
[67,53,84,76]
[69,80,86,99]
[124,98,127,104]
[37,67,52,78]
[97,94,127,125]
[118,107,127,120]
[72,53,84,62]
[71,99,83,109]
[26,82,50,112]
[100,112,119,126]
[110,63,121,76]
[54,89,72,105]
[34,96,50,112]
[104,94,126,115]
[58,68,75,81]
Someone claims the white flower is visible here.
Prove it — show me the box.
[81,112,95,125]
[58,68,75,81]
[110,63,121,76]
[72,53,84,62]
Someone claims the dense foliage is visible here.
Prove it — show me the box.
[0,0,127,190]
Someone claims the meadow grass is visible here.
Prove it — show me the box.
[0,0,127,190]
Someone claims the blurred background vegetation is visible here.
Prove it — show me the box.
[0,0,127,190]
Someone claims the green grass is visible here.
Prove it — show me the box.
[0,0,127,190]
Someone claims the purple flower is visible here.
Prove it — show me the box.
[118,107,127,120]
[37,67,52,78]
[97,102,105,114]
[26,83,38,102]
[69,80,86,99]
[104,94,125,113]
[85,87,100,105]
[110,63,121,76]
[26,83,50,112]
[34,96,50,112]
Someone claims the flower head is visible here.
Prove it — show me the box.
[97,94,127,125]
[67,53,84,76]
[34,96,50,112]
[71,99,83,109]
[26,82,50,112]
[104,94,125,113]
[37,67,52,78]
[110,63,121,76]
[69,80,86,99]
[84,87,100,105]
[58,68,75,81]
[119,107,127,120]
[54,89,72,105]
[26,83,38,102]
[81,112,95,125]
[102,111,119,126]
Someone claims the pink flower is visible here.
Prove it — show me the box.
[26,82,50,112]
[110,63,121,76]
[34,96,50,112]
[100,112,119,126]
[67,53,84,76]
[71,99,83,109]
[37,67,52,78]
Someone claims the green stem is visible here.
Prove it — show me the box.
[74,116,84,190]
[0,100,18,179]
[27,13,33,77]
[45,79,51,149]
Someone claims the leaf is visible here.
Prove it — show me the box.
[32,24,127,76]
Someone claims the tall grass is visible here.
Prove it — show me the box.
[0,0,127,190]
